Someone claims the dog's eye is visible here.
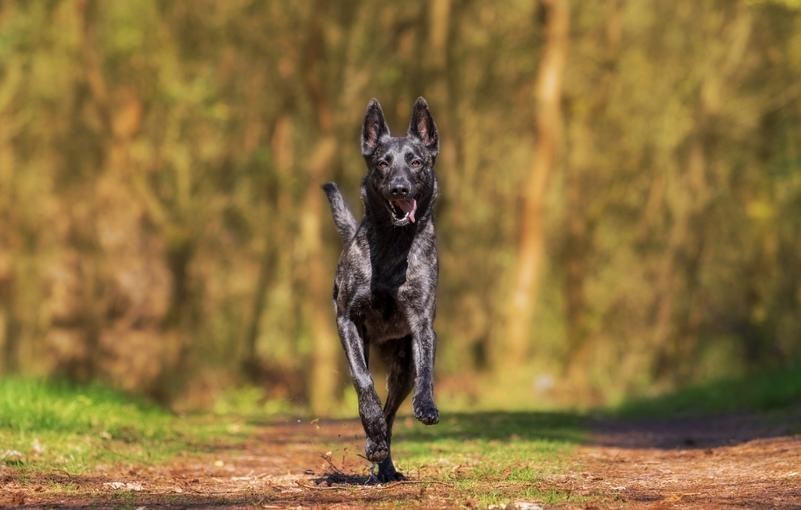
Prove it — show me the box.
[377,161,389,171]
[410,160,422,169]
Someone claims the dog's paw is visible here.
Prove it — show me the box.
[377,467,406,483]
[413,401,440,425]
[365,438,389,462]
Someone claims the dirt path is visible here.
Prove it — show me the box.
[2,420,452,509]
[2,412,800,508]
[556,412,801,509]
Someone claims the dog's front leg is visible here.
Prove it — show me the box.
[335,315,388,462]
[410,318,440,425]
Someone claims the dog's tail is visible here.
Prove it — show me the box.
[322,182,358,244]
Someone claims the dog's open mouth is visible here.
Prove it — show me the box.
[388,198,417,224]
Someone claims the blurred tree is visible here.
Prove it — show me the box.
[502,0,569,367]
[0,0,799,408]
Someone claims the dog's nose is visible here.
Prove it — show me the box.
[390,183,410,197]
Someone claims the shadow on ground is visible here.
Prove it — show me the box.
[19,492,412,509]
[258,406,800,452]
[588,409,801,449]
[381,410,799,451]
[247,366,801,452]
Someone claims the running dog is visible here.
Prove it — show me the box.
[323,97,441,482]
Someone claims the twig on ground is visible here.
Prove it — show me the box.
[296,479,451,491]
[390,480,452,487]
[320,454,345,475]
[296,480,355,491]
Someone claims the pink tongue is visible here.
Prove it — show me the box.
[394,198,417,223]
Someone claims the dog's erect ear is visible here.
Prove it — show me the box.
[408,96,439,158]
[361,98,390,156]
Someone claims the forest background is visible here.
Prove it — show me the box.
[1,0,800,416]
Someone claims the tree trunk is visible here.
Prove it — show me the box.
[652,4,752,380]
[502,0,569,365]
[242,115,292,378]
[302,137,339,416]
[301,0,344,415]
[563,0,621,375]
[563,159,590,363]
[150,236,196,402]
[1,278,20,374]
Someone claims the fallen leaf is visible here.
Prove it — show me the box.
[1,450,24,465]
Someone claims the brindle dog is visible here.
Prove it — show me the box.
[322,97,440,482]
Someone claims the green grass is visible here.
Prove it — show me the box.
[379,367,800,506]
[616,364,801,418]
[380,411,587,506]
[0,377,247,473]
[7,366,799,506]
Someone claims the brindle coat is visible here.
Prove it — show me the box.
[322,97,440,482]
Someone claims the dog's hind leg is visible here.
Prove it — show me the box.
[376,336,414,482]
[336,315,388,463]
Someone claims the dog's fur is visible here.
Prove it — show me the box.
[323,97,440,482]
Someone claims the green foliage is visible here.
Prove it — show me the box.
[0,377,246,473]
[0,377,171,436]
[0,0,800,410]
[211,385,304,417]
[616,364,801,418]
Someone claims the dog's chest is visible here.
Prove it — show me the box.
[347,229,435,343]
[360,268,415,342]
[362,294,411,343]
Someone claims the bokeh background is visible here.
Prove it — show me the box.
[1,0,800,415]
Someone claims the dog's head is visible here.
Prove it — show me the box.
[360,97,439,227]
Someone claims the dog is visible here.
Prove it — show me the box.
[322,97,441,482]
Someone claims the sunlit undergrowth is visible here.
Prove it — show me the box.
[0,377,248,473]
[616,364,801,418]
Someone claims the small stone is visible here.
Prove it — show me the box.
[31,438,45,455]
[102,481,144,491]
[512,503,544,510]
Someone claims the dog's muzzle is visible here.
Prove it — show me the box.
[387,198,417,226]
